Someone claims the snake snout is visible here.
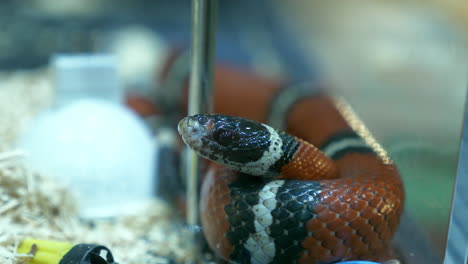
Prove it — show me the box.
[178,115,207,149]
[177,116,189,136]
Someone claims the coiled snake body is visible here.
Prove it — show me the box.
[178,87,404,264]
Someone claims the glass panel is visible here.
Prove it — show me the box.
[0,1,465,263]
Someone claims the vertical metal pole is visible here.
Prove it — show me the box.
[187,0,217,233]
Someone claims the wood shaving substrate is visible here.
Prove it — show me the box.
[0,70,197,264]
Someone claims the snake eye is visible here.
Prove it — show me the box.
[213,129,237,146]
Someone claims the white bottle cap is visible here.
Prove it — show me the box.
[52,54,123,107]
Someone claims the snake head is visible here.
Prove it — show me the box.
[178,114,282,176]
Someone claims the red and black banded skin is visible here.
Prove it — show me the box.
[161,52,404,264]
[193,92,404,263]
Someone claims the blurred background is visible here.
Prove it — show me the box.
[0,0,466,262]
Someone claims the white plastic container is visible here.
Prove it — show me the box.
[17,54,157,218]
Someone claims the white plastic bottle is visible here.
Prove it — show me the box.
[17,54,157,218]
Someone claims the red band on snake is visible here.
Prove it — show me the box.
[177,83,404,264]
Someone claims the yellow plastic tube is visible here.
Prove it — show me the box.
[17,239,75,264]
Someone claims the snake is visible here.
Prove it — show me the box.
[176,83,405,264]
